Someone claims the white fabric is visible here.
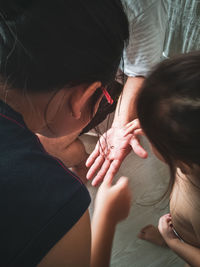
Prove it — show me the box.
[163,0,200,58]
[121,0,168,77]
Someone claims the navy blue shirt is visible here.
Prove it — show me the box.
[0,100,91,267]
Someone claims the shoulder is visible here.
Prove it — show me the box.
[0,132,91,266]
[122,0,167,21]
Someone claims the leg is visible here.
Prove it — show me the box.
[38,133,89,183]
[138,225,167,247]
[67,138,89,184]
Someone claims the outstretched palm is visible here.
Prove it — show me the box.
[86,119,147,186]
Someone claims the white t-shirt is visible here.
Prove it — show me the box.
[121,0,168,77]
[163,0,200,58]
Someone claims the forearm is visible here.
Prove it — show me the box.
[169,239,200,267]
[91,211,116,267]
[112,76,144,127]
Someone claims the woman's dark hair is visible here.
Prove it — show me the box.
[0,0,129,93]
[137,51,200,195]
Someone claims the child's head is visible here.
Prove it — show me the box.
[0,0,129,135]
[137,52,200,182]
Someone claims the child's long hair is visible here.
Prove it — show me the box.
[137,51,200,195]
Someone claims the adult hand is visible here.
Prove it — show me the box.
[86,119,148,186]
[158,214,179,246]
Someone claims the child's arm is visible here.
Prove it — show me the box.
[158,214,200,267]
[169,238,200,267]
[91,176,132,267]
[37,176,132,267]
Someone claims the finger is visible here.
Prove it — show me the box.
[124,122,140,136]
[134,129,145,136]
[125,120,136,127]
[86,146,100,167]
[130,138,148,158]
[125,118,140,128]
[164,213,171,220]
[165,215,172,224]
[158,216,165,228]
[91,159,111,186]
[104,160,121,186]
[166,218,172,224]
[160,215,171,227]
[124,125,137,136]
[86,155,105,180]
[86,136,109,166]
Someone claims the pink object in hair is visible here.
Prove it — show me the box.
[101,87,114,104]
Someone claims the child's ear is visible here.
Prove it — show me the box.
[70,81,101,119]
[177,161,190,174]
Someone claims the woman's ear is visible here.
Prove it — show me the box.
[70,81,101,119]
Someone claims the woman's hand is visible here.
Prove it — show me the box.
[86,119,148,186]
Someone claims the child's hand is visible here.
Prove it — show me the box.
[158,214,179,246]
[94,176,132,225]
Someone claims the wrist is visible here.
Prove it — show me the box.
[112,114,137,128]
[112,117,136,128]
[112,121,128,128]
[92,209,117,229]
[165,238,182,250]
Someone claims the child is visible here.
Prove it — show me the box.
[0,1,132,266]
[136,52,200,267]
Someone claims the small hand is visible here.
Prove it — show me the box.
[94,175,132,224]
[158,214,179,246]
[86,119,148,186]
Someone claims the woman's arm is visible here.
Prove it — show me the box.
[112,76,144,127]
[37,210,91,267]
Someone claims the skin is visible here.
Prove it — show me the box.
[86,84,200,265]
[91,176,132,267]
[0,82,132,267]
[86,77,200,265]
[159,213,200,267]
[86,119,145,186]
[38,175,132,267]
[37,133,89,183]
[86,76,148,186]
[30,82,102,183]
[138,152,200,267]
